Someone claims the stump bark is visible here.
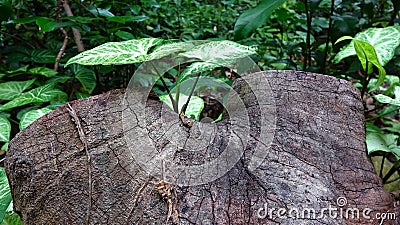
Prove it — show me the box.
[5,71,399,224]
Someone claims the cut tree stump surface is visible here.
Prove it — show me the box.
[5,70,399,224]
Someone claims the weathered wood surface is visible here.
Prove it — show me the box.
[5,70,399,224]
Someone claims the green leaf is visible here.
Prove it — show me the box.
[178,62,218,84]
[25,49,56,64]
[0,84,66,110]
[89,8,114,17]
[233,0,287,40]
[352,39,386,91]
[149,41,195,60]
[76,92,91,99]
[115,31,134,40]
[0,117,10,143]
[75,68,96,94]
[35,17,57,32]
[159,94,204,121]
[9,16,40,24]
[28,67,57,77]
[0,79,36,100]
[383,121,400,134]
[334,26,400,66]
[1,142,9,151]
[1,211,22,225]
[366,132,400,159]
[62,16,104,23]
[106,15,148,24]
[178,40,256,64]
[0,167,12,222]
[65,38,163,66]
[374,86,400,106]
[19,107,53,130]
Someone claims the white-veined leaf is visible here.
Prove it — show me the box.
[0,168,12,222]
[0,84,66,110]
[29,67,57,77]
[159,94,204,121]
[334,26,400,65]
[366,132,400,159]
[65,38,163,66]
[75,68,96,94]
[0,79,36,100]
[19,107,53,130]
[374,86,400,106]
[178,40,256,65]
[177,62,219,84]
[0,117,10,143]
[149,41,195,60]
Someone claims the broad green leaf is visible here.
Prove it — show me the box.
[6,65,28,74]
[366,132,400,159]
[26,49,56,64]
[9,16,40,24]
[334,26,400,66]
[177,41,256,84]
[63,16,104,23]
[1,211,22,225]
[383,121,400,134]
[177,62,218,84]
[352,39,386,91]
[89,8,114,17]
[374,86,400,106]
[0,117,10,143]
[233,0,287,40]
[76,92,91,99]
[149,41,195,60]
[1,142,9,151]
[0,79,36,100]
[75,68,96,94]
[159,94,204,121]
[106,15,148,24]
[35,17,57,32]
[0,84,66,110]
[19,107,53,130]
[0,167,12,222]
[29,67,57,77]
[65,38,163,66]
[115,31,134,40]
[178,40,256,64]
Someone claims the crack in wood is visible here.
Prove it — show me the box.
[67,103,92,225]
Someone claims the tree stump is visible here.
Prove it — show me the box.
[5,71,399,224]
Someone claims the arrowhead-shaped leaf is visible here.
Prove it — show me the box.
[65,38,163,66]
[233,0,287,40]
[19,107,53,130]
[334,26,400,66]
[0,79,36,100]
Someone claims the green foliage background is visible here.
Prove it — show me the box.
[0,0,399,223]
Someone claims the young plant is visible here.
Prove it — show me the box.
[334,26,400,189]
[66,38,257,123]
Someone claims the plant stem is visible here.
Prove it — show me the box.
[322,0,334,74]
[150,61,178,113]
[304,0,312,70]
[181,74,200,115]
[383,160,400,184]
[379,155,385,178]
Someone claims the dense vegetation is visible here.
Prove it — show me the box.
[0,0,399,223]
